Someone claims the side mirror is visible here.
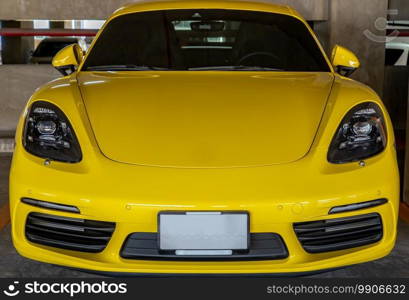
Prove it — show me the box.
[331,45,360,77]
[52,44,84,76]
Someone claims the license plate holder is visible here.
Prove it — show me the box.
[158,212,249,251]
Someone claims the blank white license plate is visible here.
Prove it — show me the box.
[159,212,248,251]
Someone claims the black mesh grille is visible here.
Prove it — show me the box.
[121,233,288,261]
[293,213,383,253]
[25,212,115,253]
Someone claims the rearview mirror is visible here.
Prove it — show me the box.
[190,21,225,32]
[331,45,360,77]
[52,44,84,76]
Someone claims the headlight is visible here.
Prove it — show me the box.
[328,102,387,164]
[23,101,82,163]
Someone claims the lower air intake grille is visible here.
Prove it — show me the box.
[293,213,382,253]
[25,212,115,253]
[121,233,288,261]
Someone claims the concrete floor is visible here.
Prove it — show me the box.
[0,154,408,278]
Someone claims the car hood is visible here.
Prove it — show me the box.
[77,72,334,168]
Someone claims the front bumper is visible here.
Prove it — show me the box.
[10,144,400,275]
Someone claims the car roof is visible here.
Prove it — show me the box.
[112,0,301,20]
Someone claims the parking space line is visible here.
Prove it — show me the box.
[0,203,10,230]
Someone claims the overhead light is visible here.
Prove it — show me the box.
[21,198,80,213]
[329,199,387,214]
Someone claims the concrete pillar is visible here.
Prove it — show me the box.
[320,0,388,96]
[389,0,409,20]
[0,21,34,64]
[390,0,409,207]
[1,21,22,64]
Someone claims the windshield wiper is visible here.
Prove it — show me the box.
[86,65,171,71]
[86,65,283,71]
[188,65,284,71]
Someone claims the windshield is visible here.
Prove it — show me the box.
[82,9,330,72]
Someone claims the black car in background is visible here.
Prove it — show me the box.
[30,37,78,64]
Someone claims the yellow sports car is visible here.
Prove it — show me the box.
[10,0,399,275]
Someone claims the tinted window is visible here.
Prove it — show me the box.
[385,48,404,66]
[83,9,330,72]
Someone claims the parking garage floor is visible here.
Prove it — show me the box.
[1,154,408,278]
